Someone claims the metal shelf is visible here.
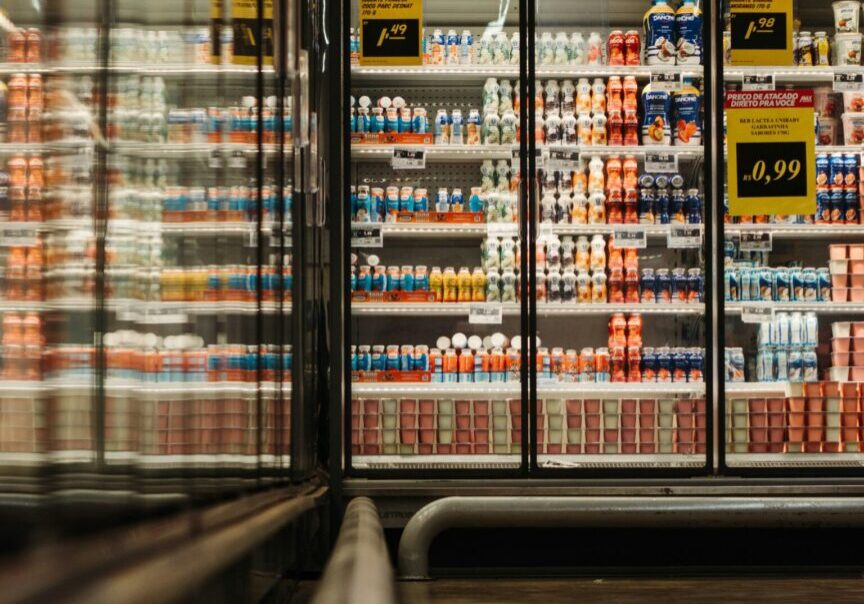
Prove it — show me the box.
[112,141,286,157]
[352,454,521,470]
[351,301,703,316]
[0,298,289,316]
[725,223,864,239]
[725,382,798,397]
[538,454,706,468]
[356,222,703,239]
[724,65,862,84]
[0,62,273,76]
[725,302,864,315]
[351,144,704,162]
[352,63,703,83]
[726,452,864,468]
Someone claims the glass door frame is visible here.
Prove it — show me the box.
[339,0,717,479]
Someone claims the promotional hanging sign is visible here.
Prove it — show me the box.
[729,0,793,65]
[230,0,274,65]
[359,0,423,66]
[725,89,816,216]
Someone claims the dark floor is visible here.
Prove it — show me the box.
[399,577,864,604]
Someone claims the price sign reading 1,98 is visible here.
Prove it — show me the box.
[736,142,807,199]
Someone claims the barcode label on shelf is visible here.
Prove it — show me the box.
[391,147,425,169]
[546,146,580,171]
[650,72,679,93]
[612,228,647,249]
[834,73,864,92]
[739,231,772,252]
[741,304,775,323]
[228,150,247,169]
[469,303,503,325]
[667,225,702,248]
[209,149,223,169]
[645,152,678,173]
[742,74,775,91]
[487,222,518,237]
[510,146,543,161]
[351,224,384,248]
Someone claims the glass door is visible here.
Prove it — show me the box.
[530,0,711,473]
[345,0,529,474]
[721,1,864,473]
[103,0,294,493]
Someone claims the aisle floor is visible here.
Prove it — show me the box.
[398,577,864,604]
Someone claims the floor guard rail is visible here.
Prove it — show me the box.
[398,496,864,579]
[311,497,397,604]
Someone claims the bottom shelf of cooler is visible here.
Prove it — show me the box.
[725,381,864,467]
[351,395,707,467]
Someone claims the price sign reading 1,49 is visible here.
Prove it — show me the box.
[359,0,422,66]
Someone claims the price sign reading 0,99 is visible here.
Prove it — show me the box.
[736,142,806,198]
[725,89,816,216]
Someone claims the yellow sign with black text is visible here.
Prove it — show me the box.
[231,0,273,66]
[730,0,793,65]
[726,90,816,216]
[359,0,423,66]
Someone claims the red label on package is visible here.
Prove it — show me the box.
[352,370,432,383]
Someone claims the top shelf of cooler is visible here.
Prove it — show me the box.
[725,65,864,85]
[351,64,703,84]
[0,62,274,76]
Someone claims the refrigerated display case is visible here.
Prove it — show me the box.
[343,0,712,475]
[0,0,314,537]
[720,1,864,474]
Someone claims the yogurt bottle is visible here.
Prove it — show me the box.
[675,0,702,65]
[643,0,676,65]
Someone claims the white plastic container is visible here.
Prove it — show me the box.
[833,1,861,33]
[833,322,852,338]
[843,90,864,112]
[815,87,839,117]
[818,116,839,146]
[842,111,864,144]
[834,32,863,65]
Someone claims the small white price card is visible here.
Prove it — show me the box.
[645,152,678,173]
[650,71,679,93]
[351,224,383,248]
[739,231,772,252]
[742,74,775,91]
[741,304,775,323]
[391,147,425,169]
[834,72,864,93]
[612,227,647,249]
[667,225,702,249]
[469,303,503,325]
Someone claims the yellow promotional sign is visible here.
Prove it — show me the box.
[231,0,274,66]
[726,90,816,216]
[730,0,793,65]
[359,0,423,66]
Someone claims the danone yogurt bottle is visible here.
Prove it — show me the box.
[643,0,676,65]
[675,0,702,65]
[672,77,702,145]
[641,82,672,145]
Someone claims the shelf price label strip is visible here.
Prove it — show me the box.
[738,230,772,252]
[833,73,864,93]
[612,227,647,249]
[351,224,384,248]
[741,304,775,324]
[644,152,678,174]
[667,225,702,249]
[468,303,503,325]
[391,147,425,169]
